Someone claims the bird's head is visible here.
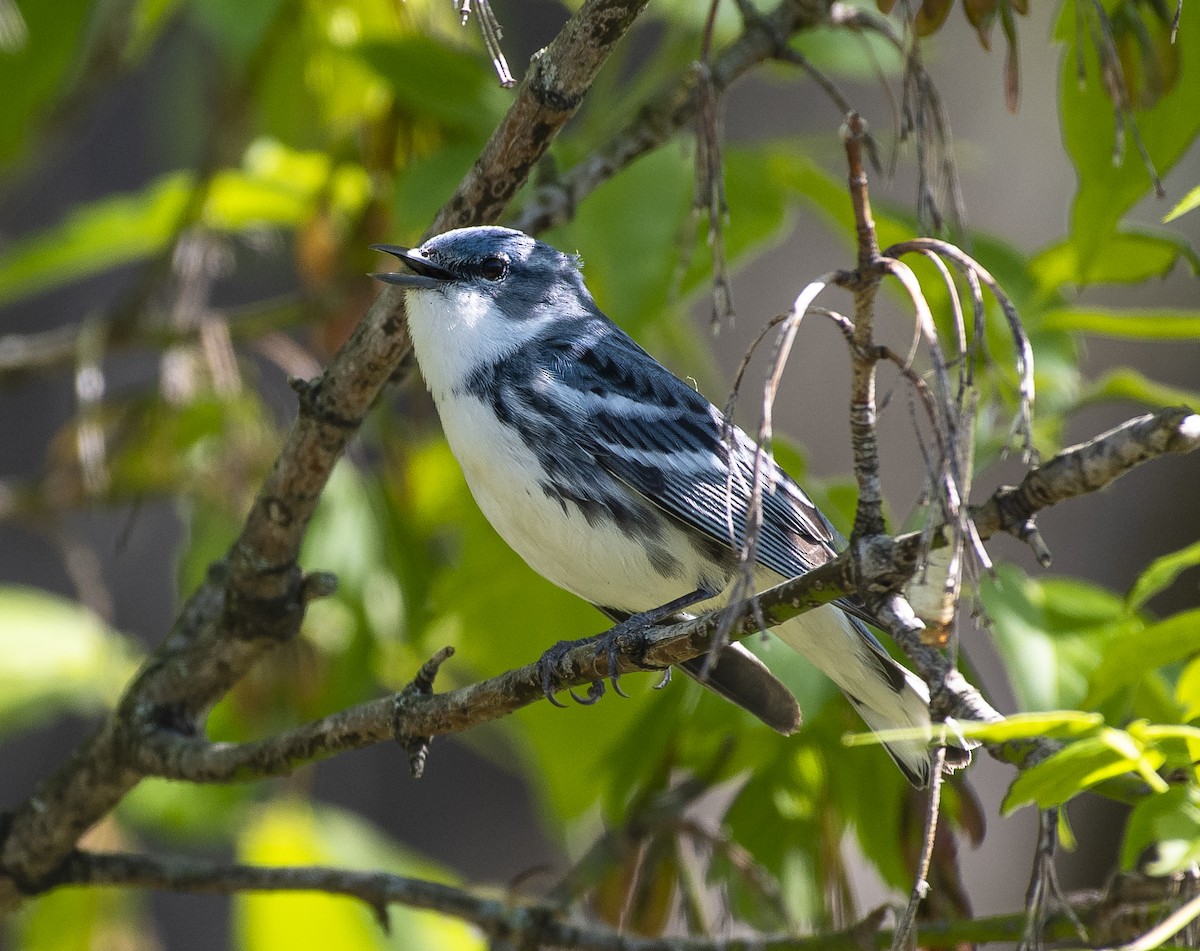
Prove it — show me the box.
[373,226,590,314]
[371,226,594,388]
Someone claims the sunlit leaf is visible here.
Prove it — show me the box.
[843,710,1105,748]
[236,799,484,951]
[0,587,139,739]
[1002,729,1163,812]
[1164,182,1200,222]
[1043,307,1200,339]
[1057,0,1200,281]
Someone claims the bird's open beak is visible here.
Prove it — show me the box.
[369,244,457,288]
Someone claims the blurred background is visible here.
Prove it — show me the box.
[1,0,1198,947]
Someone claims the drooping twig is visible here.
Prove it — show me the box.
[890,747,946,951]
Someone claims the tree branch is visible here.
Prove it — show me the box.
[38,849,1196,951]
[0,0,649,914]
[91,407,1197,794]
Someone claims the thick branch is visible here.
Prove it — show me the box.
[0,0,648,912]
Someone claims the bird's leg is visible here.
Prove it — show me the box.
[537,588,714,707]
[599,587,715,698]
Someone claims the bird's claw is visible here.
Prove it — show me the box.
[568,681,605,705]
[538,637,604,707]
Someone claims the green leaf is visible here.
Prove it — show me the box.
[1077,368,1200,411]
[0,174,193,306]
[845,710,1104,748]
[1057,0,1200,281]
[354,34,507,133]
[1163,182,1200,223]
[9,883,148,951]
[1085,608,1200,707]
[1127,539,1200,611]
[1031,228,1199,289]
[118,779,253,843]
[0,587,139,739]
[0,146,370,306]
[236,799,484,951]
[1043,307,1200,339]
[1121,786,1200,874]
[982,565,1135,711]
[1177,656,1200,721]
[1003,729,1163,813]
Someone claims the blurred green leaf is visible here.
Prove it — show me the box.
[1164,182,1200,223]
[1032,228,1199,290]
[982,565,1137,711]
[1085,608,1200,707]
[1057,0,1200,283]
[1127,539,1200,611]
[1043,307,1200,339]
[236,799,484,951]
[354,34,507,133]
[1076,368,1200,411]
[1121,785,1200,874]
[10,883,151,951]
[0,174,193,306]
[0,145,370,306]
[546,146,691,333]
[393,144,482,241]
[191,0,289,68]
[0,587,139,739]
[118,779,255,844]
[1177,655,1200,721]
[0,0,91,165]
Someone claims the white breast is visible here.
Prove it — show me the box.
[434,389,710,613]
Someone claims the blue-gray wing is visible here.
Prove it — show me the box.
[546,320,841,580]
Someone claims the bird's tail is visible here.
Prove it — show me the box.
[774,605,942,787]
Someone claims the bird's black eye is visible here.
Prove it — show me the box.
[479,256,508,281]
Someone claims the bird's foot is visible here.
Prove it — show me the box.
[538,589,714,707]
[538,637,607,707]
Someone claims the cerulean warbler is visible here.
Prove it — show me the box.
[374,226,941,786]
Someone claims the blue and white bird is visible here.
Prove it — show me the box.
[373,225,939,786]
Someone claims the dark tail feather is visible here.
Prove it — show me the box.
[679,643,802,735]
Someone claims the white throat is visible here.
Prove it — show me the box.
[403,286,535,401]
